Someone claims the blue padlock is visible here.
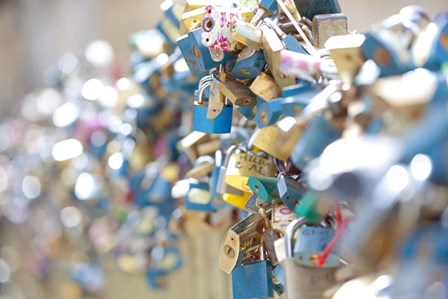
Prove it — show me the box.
[293,0,341,20]
[192,81,233,134]
[231,49,266,80]
[178,28,235,76]
[185,180,215,212]
[291,116,342,170]
[412,15,448,71]
[232,260,274,299]
[255,83,315,127]
[277,176,306,211]
[362,31,410,77]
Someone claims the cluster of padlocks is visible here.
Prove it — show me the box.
[1,0,447,298]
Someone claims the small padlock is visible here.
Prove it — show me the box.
[225,147,277,193]
[284,217,342,299]
[248,176,281,202]
[178,28,235,76]
[215,74,257,107]
[231,18,263,49]
[192,80,233,134]
[255,83,315,127]
[277,176,306,211]
[261,24,296,88]
[249,72,282,102]
[185,180,215,212]
[250,125,303,161]
[231,47,266,80]
[219,212,265,273]
[237,97,265,120]
[231,259,274,299]
[312,13,348,49]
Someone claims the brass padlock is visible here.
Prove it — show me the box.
[260,24,296,88]
[215,74,257,107]
[249,72,282,102]
[312,13,348,49]
[219,212,265,274]
[224,147,277,192]
[250,125,303,161]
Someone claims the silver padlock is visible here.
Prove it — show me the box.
[284,217,342,299]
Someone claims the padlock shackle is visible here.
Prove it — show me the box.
[222,145,246,169]
[285,217,330,258]
[198,80,212,105]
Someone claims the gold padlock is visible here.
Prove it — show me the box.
[250,125,303,161]
[224,147,277,192]
[249,72,282,102]
[312,13,348,49]
[219,212,265,273]
[177,131,220,163]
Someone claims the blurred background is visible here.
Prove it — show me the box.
[0,0,446,117]
[0,0,446,299]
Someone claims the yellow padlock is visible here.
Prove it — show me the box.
[224,147,276,192]
[223,191,252,210]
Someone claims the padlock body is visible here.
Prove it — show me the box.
[192,102,232,134]
[232,261,274,299]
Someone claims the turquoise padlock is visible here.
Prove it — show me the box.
[192,80,233,134]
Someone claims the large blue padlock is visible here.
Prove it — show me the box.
[291,116,342,170]
[412,14,448,71]
[192,81,233,134]
[362,31,410,77]
[178,28,235,76]
[293,0,341,20]
[185,180,215,212]
[232,260,274,299]
[231,49,266,80]
[255,83,316,127]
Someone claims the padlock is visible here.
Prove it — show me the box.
[264,18,308,54]
[292,0,341,20]
[231,47,266,80]
[325,34,366,85]
[192,80,233,134]
[207,71,226,120]
[284,217,341,299]
[219,212,265,273]
[294,225,335,255]
[178,28,235,76]
[237,97,265,120]
[259,206,283,266]
[250,125,303,161]
[231,18,263,49]
[312,13,347,49]
[277,176,306,210]
[255,82,316,127]
[223,190,252,209]
[248,176,280,202]
[361,30,411,77]
[231,260,274,299]
[249,72,282,102]
[261,24,296,88]
[215,74,257,107]
[278,50,322,83]
[412,15,448,71]
[224,147,277,193]
[185,180,215,212]
[291,116,341,170]
[177,131,220,163]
